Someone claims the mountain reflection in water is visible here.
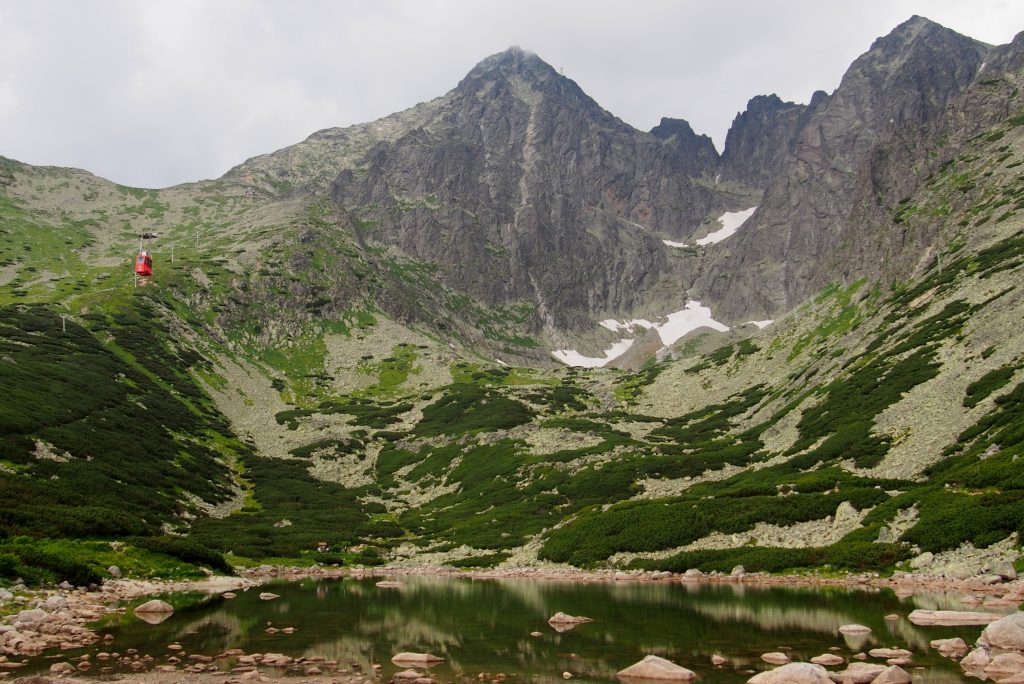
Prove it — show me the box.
[28,576,1015,683]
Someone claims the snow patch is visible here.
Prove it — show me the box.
[745,319,774,329]
[662,239,690,248]
[655,301,729,346]
[552,300,730,367]
[551,339,635,368]
[695,206,757,246]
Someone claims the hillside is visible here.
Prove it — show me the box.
[0,17,1023,584]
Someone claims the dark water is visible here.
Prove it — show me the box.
[27,576,1016,682]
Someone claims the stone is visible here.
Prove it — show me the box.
[50,661,76,675]
[223,592,237,599]
[747,662,832,683]
[760,652,790,665]
[909,552,934,569]
[376,581,404,588]
[838,624,871,634]
[133,599,173,615]
[984,652,1024,676]
[258,592,279,600]
[0,588,13,602]
[867,648,911,659]
[809,654,844,666]
[548,612,593,625]
[988,561,1018,581]
[731,565,745,577]
[908,609,1003,625]
[392,653,445,665]
[826,662,887,683]
[711,655,727,666]
[563,672,572,679]
[871,665,911,684]
[981,612,1024,651]
[883,614,900,621]
[107,566,121,579]
[394,669,422,680]
[530,631,543,637]
[616,655,696,680]
[961,647,991,670]
[930,637,968,655]
[58,581,73,590]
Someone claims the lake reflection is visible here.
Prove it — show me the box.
[40,576,1009,682]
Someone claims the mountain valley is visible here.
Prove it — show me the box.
[0,16,1023,586]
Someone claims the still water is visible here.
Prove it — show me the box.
[36,576,1014,682]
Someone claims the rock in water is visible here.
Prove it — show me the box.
[838,624,871,634]
[548,612,593,625]
[981,612,1024,651]
[908,609,1004,625]
[809,654,844,666]
[760,652,790,665]
[747,662,832,683]
[258,592,280,600]
[872,665,912,684]
[392,653,445,665]
[134,599,173,614]
[616,655,696,680]
[825,662,887,683]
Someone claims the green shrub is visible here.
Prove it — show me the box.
[126,536,233,574]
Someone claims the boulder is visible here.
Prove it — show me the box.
[960,647,991,670]
[616,655,696,680]
[871,665,911,684]
[107,565,122,579]
[988,561,1018,581]
[394,669,422,680]
[809,654,844,666]
[907,609,1003,625]
[731,565,746,577]
[929,637,968,655]
[981,612,1024,651]
[747,662,832,683]
[909,552,934,569]
[133,599,173,614]
[711,654,727,666]
[826,662,886,683]
[258,592,279,600]
[392,653,444,665]
[0,588,13,602]
[838,624,871,634]
[376,580,404,588]
[548,612,593,625]
[50,661,77,675]
[867,648,911,659]
[760,652,790,665]
[983,652,1024,677]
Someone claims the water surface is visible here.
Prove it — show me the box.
[32,576,1013,682]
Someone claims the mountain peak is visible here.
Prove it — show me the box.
[460,46,560,86]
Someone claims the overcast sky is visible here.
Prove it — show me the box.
[1,1,1022,188]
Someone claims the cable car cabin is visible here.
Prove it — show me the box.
[134,251,153,277]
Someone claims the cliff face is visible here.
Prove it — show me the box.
[328,48,741,332]
[693,17,994,321]
[720,94,809,188]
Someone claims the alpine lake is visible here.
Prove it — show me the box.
[20,575,1019,682]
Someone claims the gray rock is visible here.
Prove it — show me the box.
[981,612,1024,651]
[909,551,934,569]
[747,662,832,683]
[0,587,13,602]
[58,580,73,590]
[107,565,122,579]
[731,565,745,577]
[987,561,1018,580]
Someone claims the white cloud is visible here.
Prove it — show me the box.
[0,0,1021,186]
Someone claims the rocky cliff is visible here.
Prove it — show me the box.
[720,94,809,188]
[694,16,996,321]
[328,47,744,333]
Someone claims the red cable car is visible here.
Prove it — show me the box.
[134,251,153,277]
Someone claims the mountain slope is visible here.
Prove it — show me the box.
[0,18,1022,581]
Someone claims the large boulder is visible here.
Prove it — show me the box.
[908,609,1003,625]
[838,624,871,634]
[392,653,445,665]
[984,652,1024,678]
[872,665,912,684]
[826,662,887,683]
[747,662,831,683]
[981,612,1024,651]
[134,599,173,614]
[616,655,696,680]
[548,612,593,625]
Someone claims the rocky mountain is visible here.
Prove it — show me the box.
[328,47,741,334]
[694,16,1002,321]
[0,17,1022,584]
[719,94,810,187]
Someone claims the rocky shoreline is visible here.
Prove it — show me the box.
[0,565,1021,683]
